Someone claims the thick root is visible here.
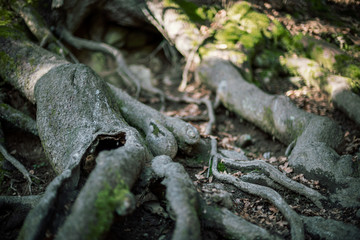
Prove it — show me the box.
[152,155,201,240]
[109,84,200,154]
[59,28,142,97]
[56,134,147,240]
[200,201,281,240]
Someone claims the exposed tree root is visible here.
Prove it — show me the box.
[151,155,280,240]
[210,138,305,240]
[0,195,42,208]
[59,28,142,98]
[152,155,201,240]
[200,202,281,240]
[56,138,146,240]
[10,0,78,63]
[0,102,38,136]
[166,95,216,135]
[109,84,200,154]
[219,157,325,208]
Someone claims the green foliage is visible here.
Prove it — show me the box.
[89,179,130,240]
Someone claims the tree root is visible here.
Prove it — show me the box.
[0,102,38,136]
[200,202,281,240]
[219,157,325,208]
[0,195,42,209]
[152,155,201,240]
[55,136,146,240]
[151,155,280,240]
[166,95,216,135]
[59,27,142,98]
[0,125,36,194]
[109,84,200,154]
[210,138,305,240]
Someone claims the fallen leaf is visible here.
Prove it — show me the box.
[269,206,279,213]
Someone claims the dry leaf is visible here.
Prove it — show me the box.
[269,206,279,213]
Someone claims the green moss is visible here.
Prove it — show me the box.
[164,0,217,23]
[89,179,130,240]
[334,55,360,93]
[150,122,163,137]
[263,107,276,136]
[0,51,17,77]
[217,161,227,172]
[285,118,304,140]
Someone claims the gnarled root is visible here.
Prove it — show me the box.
[151,155,280,240]
[0,102,38,136]
[210,138,305,240]
[152,155,201,240]
[200,202,281,240]
[109,84,200,155]
[59,28,142,97]
[55,134,147,240]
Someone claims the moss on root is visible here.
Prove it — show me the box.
[89,179,130,240]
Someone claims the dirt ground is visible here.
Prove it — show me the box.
[1,0,360,239]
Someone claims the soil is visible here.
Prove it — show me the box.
[1,0,360,240]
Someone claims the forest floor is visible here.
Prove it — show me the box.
[1,0,360,239]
